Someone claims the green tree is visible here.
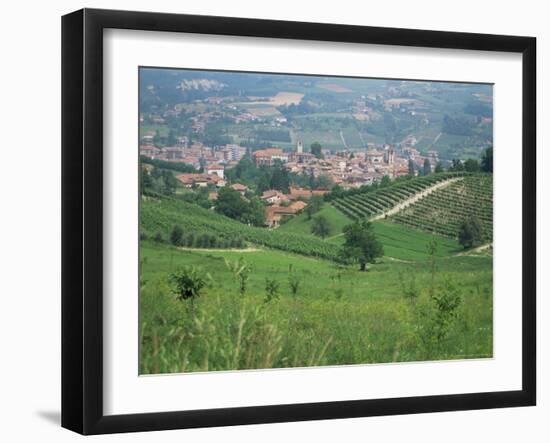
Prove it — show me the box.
[481,147,493,172]
[449,159,464,172]
[341,220,384,271]
[434,161,444,173]
[380,175,391,188]
[269,163,290,193]
[243,196,266,227]
[140,167,153,193]
[215,187,248,220]
[423,159,432,176]
[458,216,483,249]
[305,195,324,220]
[170,225,183,246]
[153,129,162,147]
[464,158,480,172]
[408,159,416,176]
[256,172,271,195]
[431,278,463,341]
[311,215,331,239]
[310,141,323,159]
[161,170,179,195]
[315,173,333,189]
[167,128,177,146]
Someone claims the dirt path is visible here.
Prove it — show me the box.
[178,247,261,253]
[370,177,463,221]
[455,243,493,256]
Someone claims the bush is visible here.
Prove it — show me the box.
[169,266,211,302]
[170,225,184,246]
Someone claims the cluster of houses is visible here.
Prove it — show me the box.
[261,187,329,227]
[175,164,226,188]
[140,136,246,171]
[251,142,437,189]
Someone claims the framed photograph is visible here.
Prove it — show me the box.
[62,8,536,435]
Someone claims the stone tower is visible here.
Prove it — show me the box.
[297,140,303,154]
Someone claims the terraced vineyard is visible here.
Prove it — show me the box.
[141,195,344,262]
[391,174,493,240]
[331,172,467,220]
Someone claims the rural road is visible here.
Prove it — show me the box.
[456,243,493,256]
[178,247,260,253]
[370,177,463,221]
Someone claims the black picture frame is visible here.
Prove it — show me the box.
[62,8,536,435]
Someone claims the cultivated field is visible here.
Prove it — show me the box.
[318,83,353,93]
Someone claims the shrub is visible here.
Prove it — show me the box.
[170,225,183,246]
[169,266,211,303]
[264,278,280,303]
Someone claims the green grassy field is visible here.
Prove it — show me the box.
[278,204,351,237]
[279,204,461,261]
[140,241,492,374]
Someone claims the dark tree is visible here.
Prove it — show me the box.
[167,128,177,146]
[311,215,331,239]
[449,159,464,172]
[243,196,266,227]
[140,167,153,193]
[256,173,271,195]
[161,170,179,195]
[153,129,162,147]
[170,225,184,246]
[310,141,323,159]
[464,158,480,172]
[423,159,432,176]
[408,159,416,176]
[481,147,493,173]
[305,195,324,220]
[434,161,444,173]
[458,217,483,249]
[269,163,290,193]
[215,187,248,220]
[341,220,384,271]
[315,173,334,190]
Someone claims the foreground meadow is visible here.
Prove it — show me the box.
[140,240,493,374]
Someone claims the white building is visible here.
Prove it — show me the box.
[206,165,225,179]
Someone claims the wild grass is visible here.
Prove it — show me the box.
[140,242,493,374]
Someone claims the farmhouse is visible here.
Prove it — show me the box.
[288,186,330,200]
[230,183,249,194]
[261,189,286,205]
[205,165,225,178]
[176,173,225,188]
[264,200,308,228]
